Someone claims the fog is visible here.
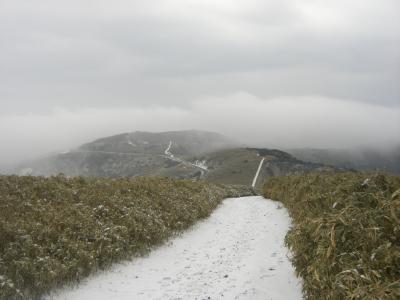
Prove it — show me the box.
[1,94,399,166]
[0,0,399,166]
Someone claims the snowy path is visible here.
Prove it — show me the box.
[164,141,173,156]
[163,140,208,174]
[49,196,302,300]
[252,158,265,188]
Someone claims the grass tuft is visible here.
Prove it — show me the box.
[263,172,400,300]
[0,175,252,299]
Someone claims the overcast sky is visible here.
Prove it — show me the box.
[0,0,399,165]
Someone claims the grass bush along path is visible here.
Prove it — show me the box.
[0,175,253,299]
[263,173,400,300]
[48,196,302,300]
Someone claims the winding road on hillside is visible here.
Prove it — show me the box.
[163,140,208,178]
[49,196,302,300]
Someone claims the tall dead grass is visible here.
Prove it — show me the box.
[0,175,252,299]
[263,172,400,299]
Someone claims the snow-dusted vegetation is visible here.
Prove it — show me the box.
[49,196,302,300]
[0,175,252,299]
[264,172,400,299]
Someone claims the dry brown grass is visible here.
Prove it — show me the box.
[263,172,400,300]
[0,175,252,299]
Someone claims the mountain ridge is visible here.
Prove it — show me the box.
[11,130,344,187]
[288,146,400,175]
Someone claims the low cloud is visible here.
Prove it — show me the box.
[0,0,399,114]
[1,94,399,166]
[1,1,398,169]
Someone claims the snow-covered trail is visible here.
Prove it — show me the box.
[48,196,302,300]
[164,141,173,156]
[252,158,265,188]
[163,140,208,174]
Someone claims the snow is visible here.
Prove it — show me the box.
[164,141,173,156]
[252,158,265,187]
[127,140,136,147]
[361,178,370,187]
[193,160,208,170]
[48,196,302,300]
[163,140,208,175]
[20,168,33,176]
[164,141,181,163]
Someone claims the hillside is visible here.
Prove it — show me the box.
[79,130,238,158]
[196,148,340,188]
[14,130,239,178]
[12,130,343,186]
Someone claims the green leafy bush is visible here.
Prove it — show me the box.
[0,175,251,299]
[263,172,400,299]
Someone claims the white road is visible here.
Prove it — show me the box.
[48,196,302,300]
[163,140,208,174]
[164,141,173,156]
[252,158,265,188]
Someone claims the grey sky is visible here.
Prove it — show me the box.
[0,0,399,165]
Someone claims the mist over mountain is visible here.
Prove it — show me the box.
[4,126,399,182]
[0,0,399,176]
[13,130,239,177]
[79,130,239,157]
[2,1,399,111]
[1,95,399,168]
[9,130,346,189]
[288,146,400,175]
[1,2,399,299]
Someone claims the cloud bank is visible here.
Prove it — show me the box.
[0,1,399,166]
[1,94,398,165]
[0,0,399,114]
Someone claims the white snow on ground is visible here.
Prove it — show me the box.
[127,140,136,147]
[162,141,207,174]
[19,168,33,176]
[164,141,173,156]
[125,134,137,147]
[252,158,265,187]
[164,141,182,163]
[48,196,302,300]
[193,160,208,170]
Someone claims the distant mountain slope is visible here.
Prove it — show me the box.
[197,148,340,188]
[14,130,239,177]
[13,130,342,186]
[79,130,238,157]
[288,147,400,175]
[20,151,170,177]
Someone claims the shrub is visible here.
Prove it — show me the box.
[0,175,251,299]
[263,172,400,300]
